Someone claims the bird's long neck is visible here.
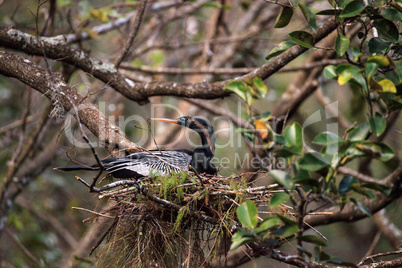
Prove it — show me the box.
[198,131,215,156]
[191,119,215,156]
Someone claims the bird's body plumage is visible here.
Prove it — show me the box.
[57,149,193,178]
[56,116,217,179]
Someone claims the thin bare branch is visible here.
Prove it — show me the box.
[305,163,402,227]
[114,0,148,68]
[5,228,42,268]
[338,167,385,185]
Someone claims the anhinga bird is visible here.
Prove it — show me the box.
[55,116,217,179]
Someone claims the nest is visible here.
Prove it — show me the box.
[76,172,284,267]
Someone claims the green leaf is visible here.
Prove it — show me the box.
[315,246,331,261]
[365,62,379,79]
[237,200,258,229]
[313,132,341,145]
[230,231,255,250]
[351,183,375,198]
[274,6,294,28]
[367,55,390,67]
[256,217,281,234]
[368,112,386,136]
[299,235,327,246]
[275,134,286,144]
[299,4,317,32]
[373,19,399,42]
[269,170,292,189]
[324,65,337,79]
[252,77,268,97]
[375,142,395,162]
[368,37,393,54]
[348,123,369,141]
[355,142,395,162]
[357,201,372,217]
[339,0,365,18]
[276,213,297,226]
[273,224,300,237]
[237,128,255,141]
[335,34,350,56]
[265,41,296,60]
[380,7,402,21]
[336,0,353,8]
[288,31,315,48]
[369,78,383,92]
[395,61,402,84]
[224,81,245,99]
[297,153,328,171]
[339,175,357,195]
[378,79,397,93]
[350,73,367,92]
[224,81,254,105]
[315,9,341,15]
[336,65,361,85]
[284,122,303,154]
[270,193,289,207]
[361,182,391,195]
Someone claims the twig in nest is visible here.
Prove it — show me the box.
[82,135,105,192]
[189,165,205,188]
[139,185,219,225]
[99,186,139,199]
[72,207,115,219]
[99,180,137,192]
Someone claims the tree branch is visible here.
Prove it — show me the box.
[305,163,402,227]
[0,17,339,102]
[0,50,138,154]
[373,209,402,248]
[119,59,348,75]
[114,0,148,68]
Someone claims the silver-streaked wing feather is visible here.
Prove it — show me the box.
[104,150,192,178]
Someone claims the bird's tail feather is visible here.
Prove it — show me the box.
[54,165,99,171]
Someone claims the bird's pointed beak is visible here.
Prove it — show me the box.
[150,118,180,124]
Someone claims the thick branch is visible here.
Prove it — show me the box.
[373,209,402,248]
[119,59,348,75]
[0,50,138,153]
[0,18,339,102]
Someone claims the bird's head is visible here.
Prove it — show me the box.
[151,116,215,153]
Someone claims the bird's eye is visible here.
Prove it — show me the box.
[178,117,186,124]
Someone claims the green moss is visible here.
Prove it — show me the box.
[172,206,189,234]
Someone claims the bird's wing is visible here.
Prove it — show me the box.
[104,150,192,178]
